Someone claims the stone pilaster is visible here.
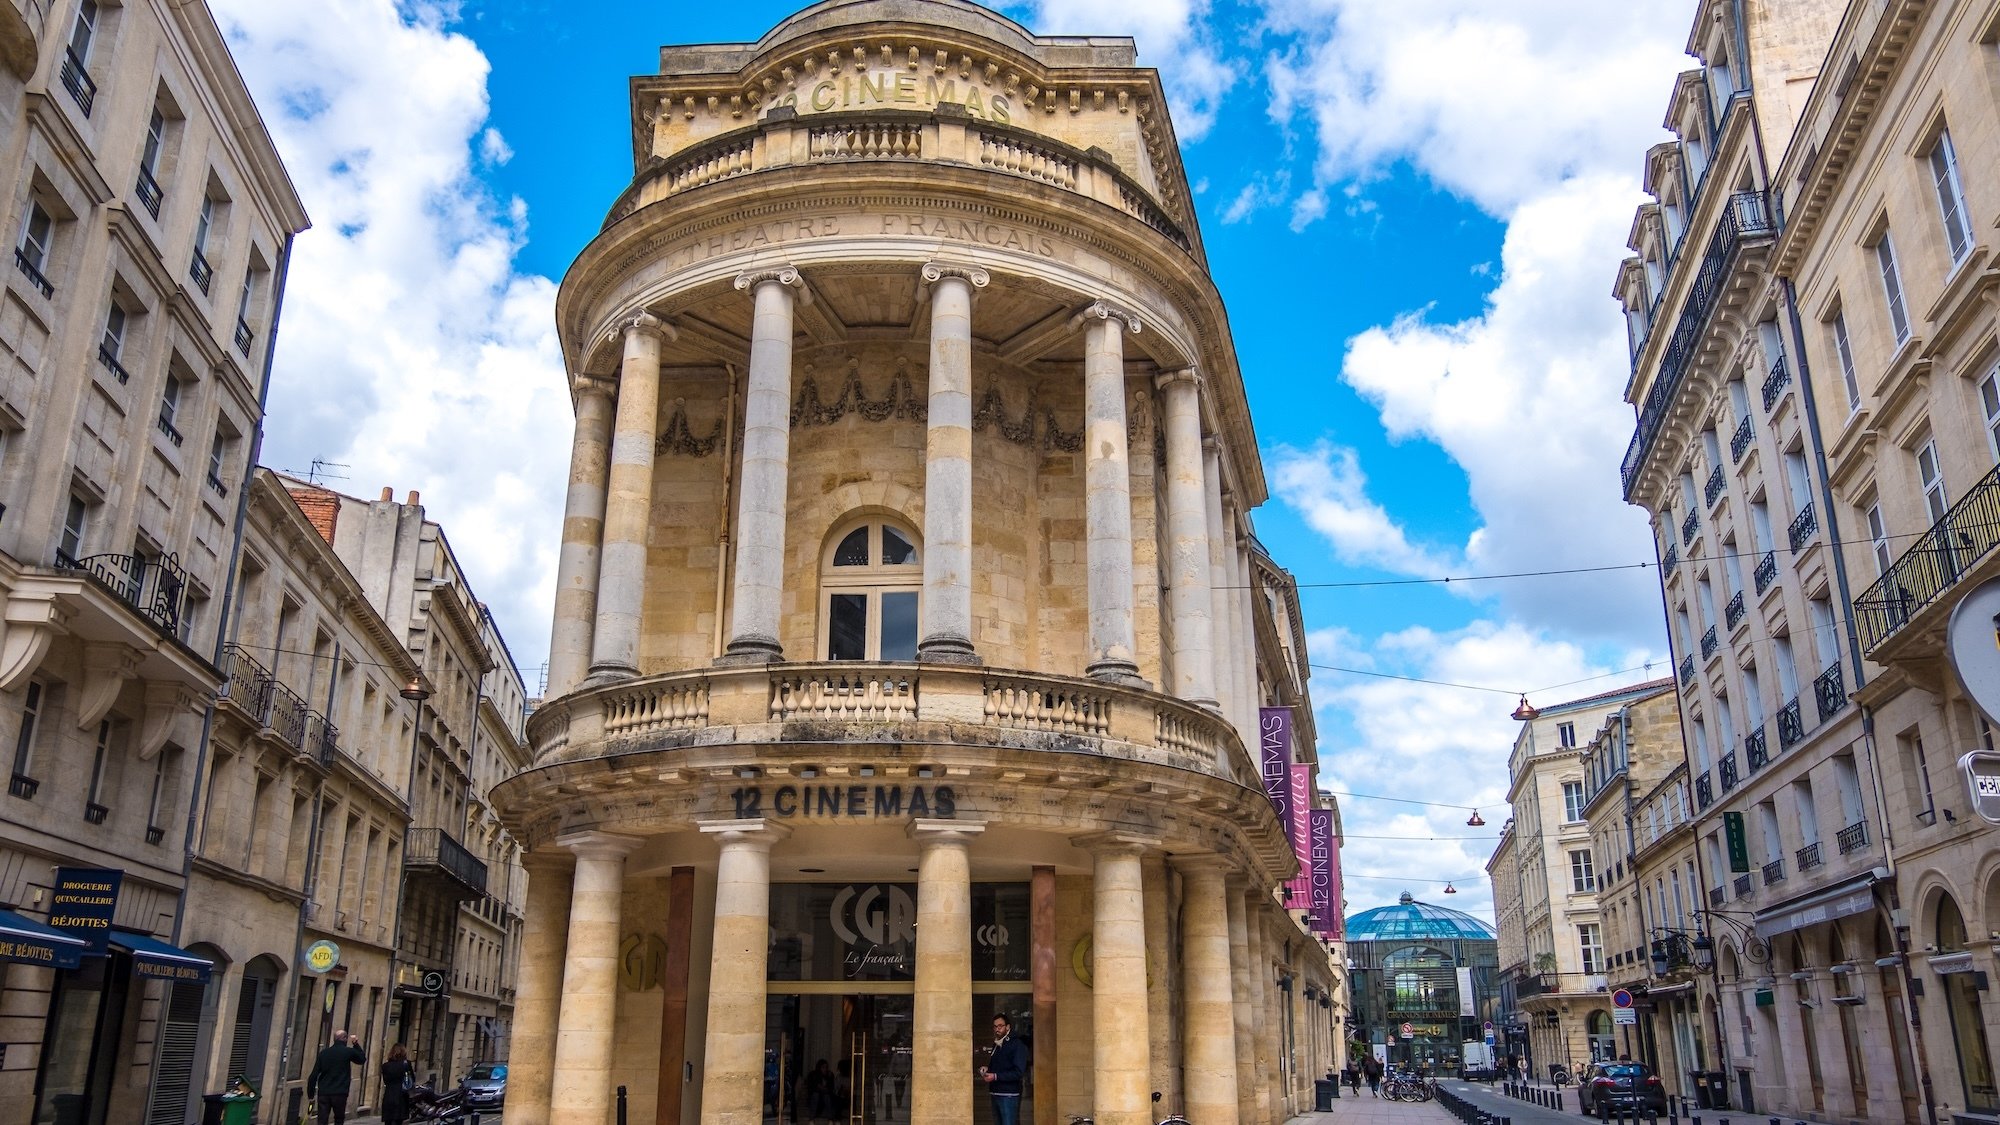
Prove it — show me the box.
[1177,858,1239,1125]
[1202,439,1234,723]
[1074,301,1145,687]
[910,820,984,1125]
[1155,368,1216,709]
[1082,832,1154,1125]
[917,262,988,664]
[548,832,643,1125]
[698,819,790,1125]
[721,267,808,664]
[1224,881,1258,1125]
[548,377,615,699]
[588,312,672,681]
[507,852,575,1125]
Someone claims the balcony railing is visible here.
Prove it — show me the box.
[1621,191,1776,499]
[1705,466,1726,507]
[1679,654,1696,688]
[55,551,188,638]
[1762,858,1786,886]
[59,49,94,117]
[1854,461,2000,654]
[1814,662,1847,721]
[1762,356,1791,411]
[206,471,228,498]
[1719,751,1739,791]
[135,167,163,219]
[156,410,183,447]
[1682,509,1701,546]
[13,249,53,299]
[1709,886,1726,906]
[1836,819,1869,855]
[1777,697,1804,749]
[1701,625,1719,660]
[1746,725,1768,770]
[1754,550,1777,594]
[1663,544,1679,578]
[8,774,37,800]
[189,249,213,295]
[1695,770,1714,810]
[1733,874,1753,896]
[304,711,340,768]
[221,644,276,721]
[145,825,165,845]
[267,682,309,750]
[1797,841,1823,871]
[1725,590,1745,629]
[234,319,254,356]
[406,827,489,897]
[96,342,130,385]
[1788,503,1817,552]
[1730,414,1754,463]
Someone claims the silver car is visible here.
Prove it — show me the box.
[459,1063,506,1110]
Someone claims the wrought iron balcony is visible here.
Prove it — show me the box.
[1854,461,2000,655]
[1730,414,1754,463]
[1682,509,1700,546]
[1814,662,1847,721]
[304,711,340,768]
[1725,590,1745,629]
[1701,625,1719,660]
[1620,191,1776,499]
[1762,858,1785,886]
[1761,356,1791,411]
[1754,550,1777,594]
[206,471,228,498]
[96,341,130,384]
[406,827,488,897]
[8,774,37,800]
[1797,841,1823,870]
[188,249,213,295]
[84,802,108,825]
[1733,874,1752,896]
[267,682,309,750]
[135,167,163,219]
[1719,751,1739,791]
[1709,886,1726,906]
[1745,725,1768,770]
[1836,819,1869,855]
[1679,654,1695,688]
[55,551,188,638]
[1663,544,1679,578]
[146,824,165,845]
[221,643,276,722]
[234,319,254,356]
[59,49,94,117]
[1705,466,1726,507]
[1788,502,1817,552]
[1777,697,1804,749]
[1695,770,1714,809]
[157,410,183,447]
[13,248,53,299]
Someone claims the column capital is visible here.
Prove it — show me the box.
[918,259,991,294]
[1073,830,1161,857]
[699,817,793,850]
[556,830,644,863]
[734,264,814,305]
[571,372,618,401]
[1153,366,1200,392]
[1070,299,1142,335]
[908,818,986,845]
[522,849,578,876]
[609,309,675,345]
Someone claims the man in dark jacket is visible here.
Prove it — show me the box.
[306,1030,368,1125]
[981,1013,1029,1125]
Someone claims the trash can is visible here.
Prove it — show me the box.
[199,1093,227,1125]
[218,1077,259,1125]
[1314,1078,1337,1112]
[1702,1070,1730,1110]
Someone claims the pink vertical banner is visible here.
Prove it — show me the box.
[1286,764,1312,908]
[1259,708,1293,829]
[1309,809,1335,935]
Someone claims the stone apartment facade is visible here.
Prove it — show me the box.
[0,0,307,1123]
[493,3,1342,1125]
[1617,0,2000,1119]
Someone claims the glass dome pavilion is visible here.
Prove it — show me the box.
[1343,892,1501,1074]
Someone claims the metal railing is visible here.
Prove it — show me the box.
[145,824,165,845]
[1815,662,1847,721]
[1777,697,1804,749]
[13,248,53,299]
[206,471,228,498]
[1705,465,1726,507]
[1797,841,1823,871]
[1621,191,1776,498]
[234,319,254,356]
[55,551,187,637]
[1695,770,1714,810]
[1788,502,1817,552]
[9,774,38,800]
[1733,873,1753,896]
[96,342,130,384]
[157,409,183,447]
[1762,858,1786,886]
[59,49,94,117]
[188,249,212,295]
[1746,724,1768,770]
[1719,751,1739,791]
[1762,356,1791,411]
[1709,886,1726,906]
[1854,461,2000,654]
[221,644,275,721]
[267,682,309,749]
[1754,549,1777,594]
[84,802,108,825]
[1730,414,1754,462]
[1701,625,1719,659]
[1725,590,1745,629]
[1836,819,1869,855]
[406,827,489,896]
[1663,544,1679,578]
[1679,654,1696,688]
[1682,509,1701,546]
[135,167,163,218]
[304,711,339,768]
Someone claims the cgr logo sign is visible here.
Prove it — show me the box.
[976,923,1009,949]
[829,884,916,948]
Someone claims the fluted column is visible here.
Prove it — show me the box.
[1084,833,1153,1125]
[910,820,984,1125]
[1225,880,1258,1125]
[1203,440,1235,723]
[548,378,616,698]
[1075,301,1146,686]
[698,819,790,1125]
[917,262,988,664]
[588,312,673,681]
[508,852,575,1125]
[1177,859,1239,1125]
[1156,368,1217,709]
[721,267,808,664]
[548,832,643,1125]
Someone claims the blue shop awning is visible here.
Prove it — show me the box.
[110,932,213,983]
[0,909,86,969]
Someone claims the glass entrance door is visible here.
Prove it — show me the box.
[766,994,913,1125]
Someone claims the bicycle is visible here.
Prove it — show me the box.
[1068,1090,1193,1125]
[1382,1071,1435,1102]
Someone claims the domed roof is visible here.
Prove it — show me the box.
[1344,891,1498,942]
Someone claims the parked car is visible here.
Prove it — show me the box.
[460,1063,507,1110]
[1576,1061,1668,1118]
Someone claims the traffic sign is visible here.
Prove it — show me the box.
[1614,1007,1637,1025]
[1612,988,1634,1008]
[1400,1023,1414,1037]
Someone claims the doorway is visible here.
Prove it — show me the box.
[765,994,913,1125]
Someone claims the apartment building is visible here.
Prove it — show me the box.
[0,1,306,1123]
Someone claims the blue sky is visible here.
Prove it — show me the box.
[211,0,1704,917]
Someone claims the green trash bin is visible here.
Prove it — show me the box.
[218,1076,259,1125]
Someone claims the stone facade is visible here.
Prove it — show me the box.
[496,3,1342,1124]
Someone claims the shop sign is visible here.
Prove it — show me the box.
[1308,810,1335,936]
[50,868,121,954]
[768,882,1028,983]
[1285,765,1311,907]
[1259,709,1293,829]
[730,784,956,820]
[305,940,341,974]
[1722,812,1750,873]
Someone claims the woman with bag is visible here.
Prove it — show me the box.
[379,1043,414,1125]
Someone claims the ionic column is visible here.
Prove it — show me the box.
[1074,302,1146,686]
[507,852,575,1125]
[721,267,808,664]
[698,819,790,1125]
[548,377,616,699]
[1203,440,1235,723]
[1224,881,1258,1125]
[910,820,984,1125]
[917,263,988,665]
[548,832,643,1125]
[588,312,673,681]
[1155,368,1217,709]
[1177,858,1240,1125]
[1083,833,1154,1125]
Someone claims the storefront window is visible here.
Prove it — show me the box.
[1938,896,1999,1112]
[769,883,1027,982]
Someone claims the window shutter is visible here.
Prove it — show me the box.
[144,980,207,1125]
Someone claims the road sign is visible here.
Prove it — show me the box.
[1614,1007,1637,1025]
[1483,1020,1494,1032]
[1612,988,1634,1008]
[1945,581,2000,824]
[1401,1023,1414,1037]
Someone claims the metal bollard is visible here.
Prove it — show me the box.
[618,1084,629,1125]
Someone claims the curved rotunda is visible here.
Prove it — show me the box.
[494,4,1340,1125]
[1344,894,1500,1074]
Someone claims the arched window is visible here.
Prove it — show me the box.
[821,519,920,661]
[1938,894,1999,1112]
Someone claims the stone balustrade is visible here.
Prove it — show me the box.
[529,661,1255,785]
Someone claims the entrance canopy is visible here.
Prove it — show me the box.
[109,931,214,983]
[0,908,85,969]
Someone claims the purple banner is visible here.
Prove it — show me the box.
[1286,764,1313,907]
[1310,809,1335,936]
[1259,707,1292,829]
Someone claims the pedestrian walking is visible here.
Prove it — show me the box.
[979,1013,1028,1125]
[379,1043,413,1125]
[306,1030,368,1125]
[1362,1054,1383,1098]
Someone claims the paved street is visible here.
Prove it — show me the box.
[1298,1094,1455,1125]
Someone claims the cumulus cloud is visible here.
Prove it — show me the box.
[1024,0,1237,138]
[1273,443,1455,578]
[211,0,566,677]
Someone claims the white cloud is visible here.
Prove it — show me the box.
[1024,0,1237,138]
[1272,443,1455,578]
[211,0,565,677]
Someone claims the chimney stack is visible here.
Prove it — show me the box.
[407,490,420,506]
[380,486,393,502]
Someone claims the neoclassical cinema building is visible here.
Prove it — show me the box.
[494,4,1342,1125]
